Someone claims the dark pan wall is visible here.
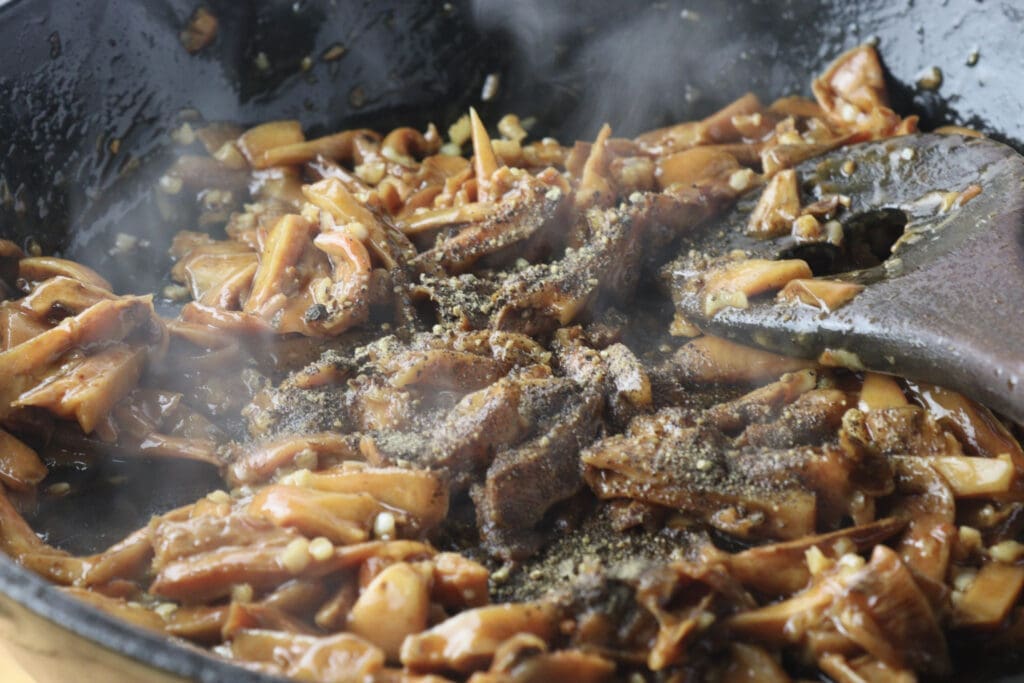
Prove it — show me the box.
[0,0,1020,264]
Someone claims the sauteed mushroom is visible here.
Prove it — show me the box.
[1,43,1023,683]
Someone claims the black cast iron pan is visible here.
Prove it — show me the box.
[0,0,1022,680]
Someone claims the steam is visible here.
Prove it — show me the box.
[469,0,761,139]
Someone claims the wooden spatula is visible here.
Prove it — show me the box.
[666,134,1024,423]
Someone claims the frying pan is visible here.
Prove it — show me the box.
[1,0,1022,680]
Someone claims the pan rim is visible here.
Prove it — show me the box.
[0,552,288,683]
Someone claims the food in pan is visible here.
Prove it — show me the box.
[2,44,1023,681]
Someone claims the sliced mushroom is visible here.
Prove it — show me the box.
[0,427,47,492]
[0,296,156,376]
[400,602,560,674]
[728,517,905,596]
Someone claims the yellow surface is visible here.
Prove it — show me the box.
[0,640,37,683]
[0,593,191,683]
